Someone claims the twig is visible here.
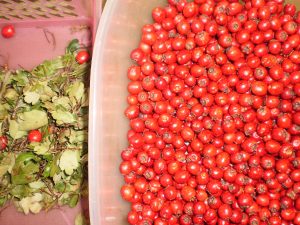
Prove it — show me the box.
[0,71,10,101]
[42,28,56,50]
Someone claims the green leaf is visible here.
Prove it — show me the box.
[42,154,53,161]
[75,213,88,225]
[24,91,40,105]
[12,152,40,184]
[12,70,30,86]
[67,81,85,104]
[66,39,80,54]
[52,96,72,110]
[4,88,19,101]
[0,104,8,120]
[12,174,36,185]
[32,58,63,78]
[42,161,51,178]
[50,155,60,177]
[68,194,79,208]
[0,153,15,176]
[17,193,43,214]
[0,39,89,214]
[29,180,45,189]
[9,120,27,139]
[69,130,88,144]
[23,82,56,102]
[15,152,39,165]
[21,161,40,174]
[51,110,76,125]
[40,84,57,102]
[18,110,48,131]
[32,142,50,155]
[55,182,66,193]
[11,185,30,198]
[0,196,7,207]
[59,150,80,175]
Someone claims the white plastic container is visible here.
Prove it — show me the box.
[89,0,300,225]
[89,1,166,224]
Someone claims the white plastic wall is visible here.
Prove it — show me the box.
[89,0,166,224]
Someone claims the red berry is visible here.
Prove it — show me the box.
[1,25,15,38]
[0,136,8,150]
[27,130,42,143]
[76,50,90,64]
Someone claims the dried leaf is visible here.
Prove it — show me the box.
[9,120,27,139]
[24,91,40,105]
[59,150,80,175]
[51,110,76,125]
[18,110,48,131]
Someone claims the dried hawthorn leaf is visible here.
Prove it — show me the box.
[68,194,79,208]
[11,185,30,199]
[75,213,88,225]
[0,40,89,214]
[52,96,72,110]
[29,181,45,189]
[31,141,50,155]
[67,81,84,104]
[24,91,40,105]
[12,70,30,86]
[59,150,80,175]
[4,88,19,101]
[9,120,27,139]
[69,130,88,144]
[51,110,76,125]
[18,110,48,131]
[0,104,9,120]
[17,193,44,214]
[0,153,15,176]
[32,58,64,78]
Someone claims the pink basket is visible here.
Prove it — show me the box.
[0,0,101,69]
[0,1,101,225]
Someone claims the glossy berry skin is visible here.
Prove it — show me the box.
[76,50,90,64]
[0,136,8,150]
[121,1,300,224]
[1,25,15,38]
[27,130,42,143]
[121,185,135,201]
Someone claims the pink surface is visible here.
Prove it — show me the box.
[0,23,91,70]
[0,198,89,225]
[0,0,102,70]
[0,0,92,23]
[0,1,101,224]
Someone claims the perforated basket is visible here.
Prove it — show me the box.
[0,1,101,225]
[0,0,101,69]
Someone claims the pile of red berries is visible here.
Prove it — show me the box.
[120,0,300,224]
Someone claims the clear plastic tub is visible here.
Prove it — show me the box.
[0,1,101,225]
[89,0,300,225]
[89,1,166,224]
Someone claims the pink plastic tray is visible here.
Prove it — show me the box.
[0,1,101,225]
[0,0,101,70]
